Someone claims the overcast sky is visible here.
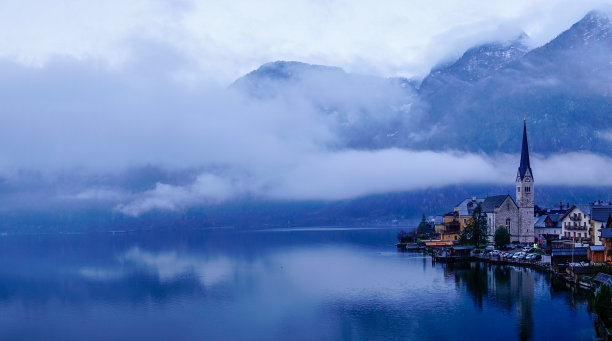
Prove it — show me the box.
[1,0,612,214]
[1,0,611,83]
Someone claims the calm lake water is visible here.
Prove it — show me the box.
[0,227,596,340]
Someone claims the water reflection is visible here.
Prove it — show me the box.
[0,229,597,340]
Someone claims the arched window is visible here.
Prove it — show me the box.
[506,218,511,229]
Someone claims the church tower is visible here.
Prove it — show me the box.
[516,119,534,244]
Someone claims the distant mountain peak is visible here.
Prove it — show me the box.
[422,34,530,87]
[241,61,344,82]
[543,10,612,50]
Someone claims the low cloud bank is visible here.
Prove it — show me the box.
[114,150,612,216]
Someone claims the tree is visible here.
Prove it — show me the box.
[494,226,510,249]
[594,284,612,327]
[397,230,414,243]
[417,214,429,236]
[460,205,488,248]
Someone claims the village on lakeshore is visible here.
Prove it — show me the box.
[397,119,612,291]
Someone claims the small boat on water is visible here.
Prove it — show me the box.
[396,242,420,251]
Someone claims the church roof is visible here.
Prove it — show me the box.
[481,195,515,213]
[518,120,533,181]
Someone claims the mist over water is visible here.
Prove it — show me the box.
[0,228,595,340]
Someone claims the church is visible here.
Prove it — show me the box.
[483,120,535,243]
[438,120,536,244]
[480,120,535,244]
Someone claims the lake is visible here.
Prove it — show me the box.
[0,227,596,340]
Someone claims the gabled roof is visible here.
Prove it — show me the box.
[534,215,548,228]
[602,228,612,239]
[592,206,612,222]
[517,120,533,181]
[454,197,485,216]
[560,205,588,221]
[481,195,516,213]
[548,214,563,224]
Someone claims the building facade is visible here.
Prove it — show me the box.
[482,195,519,243]
[560,205,590,241]
[590,206,612,246]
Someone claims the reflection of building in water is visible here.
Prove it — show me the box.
[458,264,534,340]
[515,269,534,341]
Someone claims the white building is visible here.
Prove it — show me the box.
[560,206,590,241]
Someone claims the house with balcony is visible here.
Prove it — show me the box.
[439,211,462,242]
[560,205,590,241]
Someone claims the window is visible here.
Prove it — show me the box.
[505,218,511,229]
[525,187,531,193]
[517,187,520,192]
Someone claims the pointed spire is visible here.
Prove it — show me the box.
[518,119,533,180]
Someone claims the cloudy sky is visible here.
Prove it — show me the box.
[2,0,611,82]
[1,0,612,215]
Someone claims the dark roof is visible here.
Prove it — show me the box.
[549,214,563,224]
[453,246,474,250]
[560,205,588,221]
[602,228,612,238]
[592,207,612,222]
[552,248,587,256]
[594,273,612,287]
[454,197,485,216]
[589,245,605,252]
[534,215,547,228]
[517,120,533,181]
[481,195,515,213]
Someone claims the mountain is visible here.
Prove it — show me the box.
[231,10,612,156]
[231,61,419,149]
[421,34,529,87]
[416,10,612,154]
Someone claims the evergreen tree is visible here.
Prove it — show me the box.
[460,205,488,248]
[417,214,429,236]
[494,226,510,249]
[595,284,612,327]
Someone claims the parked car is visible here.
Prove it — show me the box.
[512,252,524,259]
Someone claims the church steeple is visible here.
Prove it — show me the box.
[518,119,533,181]
[515,118,534,244]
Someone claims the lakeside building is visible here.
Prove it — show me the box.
[591,205,612,245]
[435,120,536,244]
[482,195,518,243]
[432,120,610,250]
[560,205,590,241]
[534,214,562,241]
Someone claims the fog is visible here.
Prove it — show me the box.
[1,3,612,221]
